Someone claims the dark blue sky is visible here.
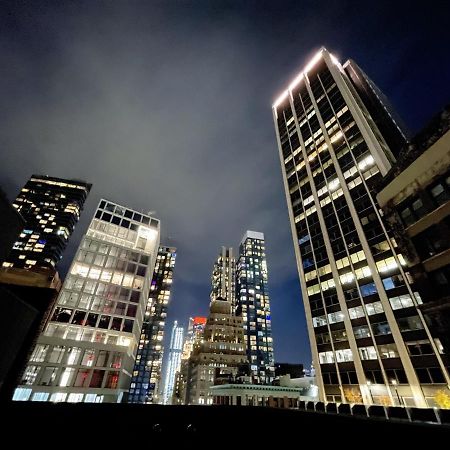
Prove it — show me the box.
[1,1,450,366]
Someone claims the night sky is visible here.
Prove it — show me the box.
[1,1,450,367]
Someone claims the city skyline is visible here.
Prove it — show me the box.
[1,1,450,367]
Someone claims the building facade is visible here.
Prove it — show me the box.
[185,298,248,405]
[211,247,236,305]
[3,175,91,269]
[272,47,448,407]
[236,231,274,383]
[128,246,177,404]
[162,321,184,404]
[343,60,409,153]
[13,199,160,403]
[173,316,207,404]
[377,106,450,368]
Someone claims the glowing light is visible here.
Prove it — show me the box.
[304,49,324,73]
[288,72,304,91]
[273,90,289,109]
[272,48,326,108]
[330,53,340,65]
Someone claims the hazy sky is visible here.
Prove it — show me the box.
[1,1,450,365]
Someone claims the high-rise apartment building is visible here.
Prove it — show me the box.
[185,297,247,405]
[13,199,160,403]
[377,106,450,367]
[4,175,91,269]
[236,231,274,383]
[162,321,184,405]
[272,47,449,407]
[211,247,236,305]
[128,246,177,404]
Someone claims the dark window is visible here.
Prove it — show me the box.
[101,212,112,222]
[123,319,134,333]
[71,310,86,325]
[52,308,72,323]
[110,317,122,331]
[127,304,137,317]
[89,370,105,388]
[86,313,98,327]
[111,215,121,225]
[98,315,110,329]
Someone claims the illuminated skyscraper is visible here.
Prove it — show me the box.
[4,175,91,269]
[272,47,448,406]
[185,298,247,405]
[182,316,207,361]
[13,199,160,403]
[211,247,235,305]
[162,320,184,404]
[236,231,274,383]
[128,246,177,404]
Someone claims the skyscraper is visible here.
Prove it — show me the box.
[343,60,409,153]
[182,316,207,361]
[272,47,448,407]
[185,297,247,405]
[162,320,184,405]
[211,247,235,305]
[236,231,274,383]
[128,246,177,404]
[173,316,207,404]
[13,199,160,403]
[4,175,91,269]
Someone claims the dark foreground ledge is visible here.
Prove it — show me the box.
[2,402,450,442]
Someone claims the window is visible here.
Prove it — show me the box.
[358,346,377,360]
[30,344,48,362]
[353,325,371,339]
[13,388,32,401]
[372,321,391,335]
[50,393,67,403]
[389,294,415,310]
[22,366,40,385]
[39,367,58,386]
[32,392,49,402]
[407,340,433,356]
[319,351,334,364]
[349,306,365,319]
[81,349,95,366]
[335,349,353,362]
[429,181,449,206]
[48,346,65,363]
[90,370,105,388]
[378,343,399,358]
[398,315,424,332]
[366,301,383,316]
[313,315,327,327]
[74,370,90,387]
[59,368,76,387]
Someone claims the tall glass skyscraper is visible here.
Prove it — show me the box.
[4,175,91,269]
[162,320,184,404]
[211,247,235,306]
[236,231,274,383]
[13,199,160,403]
[272,47,449,406]
[128,246,177,404]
